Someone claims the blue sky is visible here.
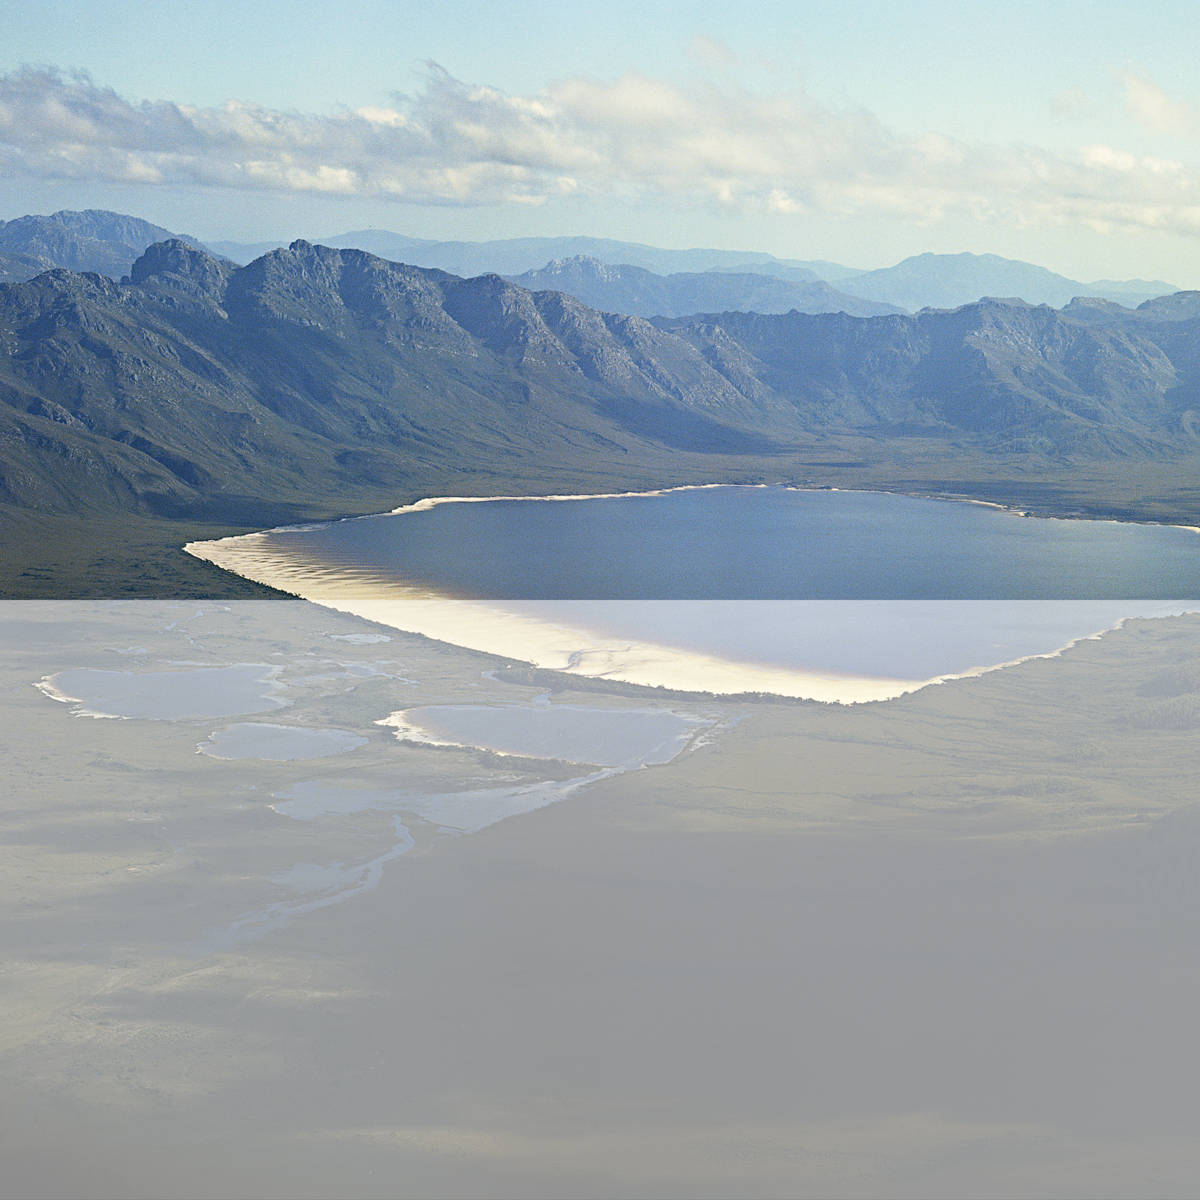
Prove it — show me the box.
[3,1,1200,281]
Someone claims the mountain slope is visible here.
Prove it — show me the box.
[0,240,786,523]
[0,250,54,284]
[661,300,1191,456]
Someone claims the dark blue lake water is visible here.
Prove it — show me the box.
[264,486,1200,599]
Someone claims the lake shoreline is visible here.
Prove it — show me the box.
[224,479,1200,540]
[173,543,927,702]
[182,483,1200,704]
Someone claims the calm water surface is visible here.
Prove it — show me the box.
[262,486,1200,599]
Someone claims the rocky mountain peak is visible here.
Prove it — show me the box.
[130,239,220,282]
[128,239,231,307]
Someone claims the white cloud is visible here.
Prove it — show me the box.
[766,188,801,214]
[1082,143,1184,176]
[1119,71,1196,136]
[3,64,1200,241]
[354,106,409,128]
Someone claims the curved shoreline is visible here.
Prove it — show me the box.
[183,484,1200,704]
[177,546,924,702]
[179,531,1199,703]
[252,479,1200,537]
[375,700,715,767]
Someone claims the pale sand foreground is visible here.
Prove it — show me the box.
[4,601,1200,1198]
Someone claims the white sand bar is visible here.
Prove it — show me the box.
[185,486,1200,704]
[184,531,1198,704]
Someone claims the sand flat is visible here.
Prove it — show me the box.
[198,722,368,760]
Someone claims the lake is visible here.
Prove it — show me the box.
[244,485,1200,599]
[185,486,1200,701]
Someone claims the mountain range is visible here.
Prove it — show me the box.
[212,232,1178,312]
[4,225,1200,594]
[2,238,1200,528]
[837,251,1175,312]
[208,229,843,282]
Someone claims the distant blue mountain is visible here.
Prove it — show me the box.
[212,229,838,281]
[212,236,1177,313]
[839,251,1177,311]
[507,256,901,318]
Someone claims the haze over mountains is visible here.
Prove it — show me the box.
[209,230,843,282]
[212,231,1178,313]
[506,257,902,318]
[839,252,1175,312]
[0,209,1181,316]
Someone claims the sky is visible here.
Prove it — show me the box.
[3,0,1200,281]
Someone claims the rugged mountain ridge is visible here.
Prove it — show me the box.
[0,239,785,521]
[4,238,1200,593]
[212,227,1177,310]
[661,300,1190,457]
[5,210,1177,312]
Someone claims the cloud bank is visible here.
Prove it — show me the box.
[3,64,1200,238]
